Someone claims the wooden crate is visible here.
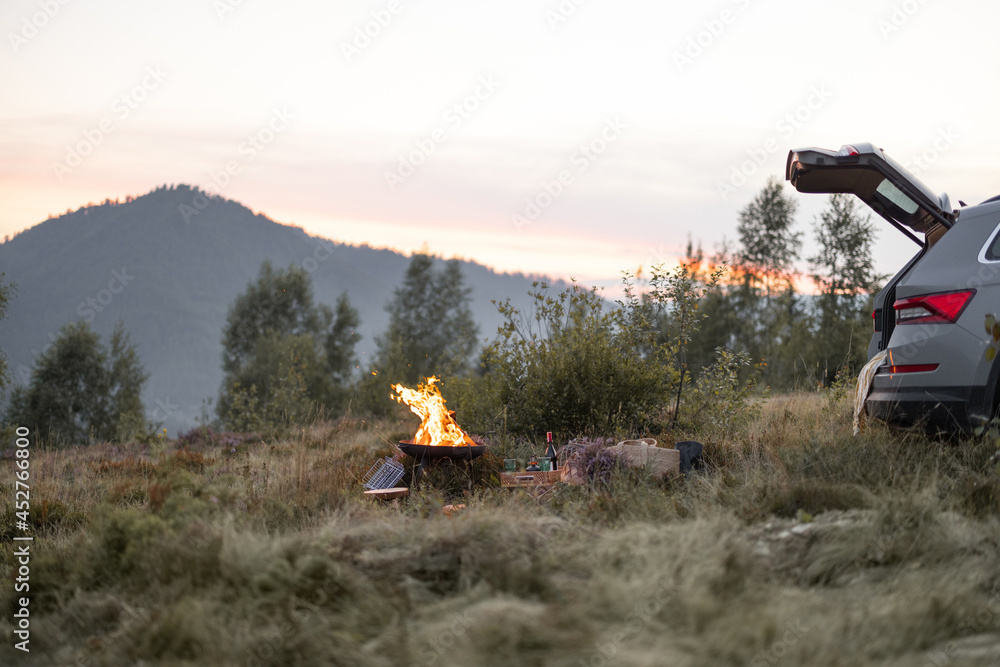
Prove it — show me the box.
[363,487,409,500]
[501,470,563,487]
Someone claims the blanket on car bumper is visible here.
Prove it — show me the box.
[854,350,888,435]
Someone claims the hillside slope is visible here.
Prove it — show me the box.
[0,185,565,433]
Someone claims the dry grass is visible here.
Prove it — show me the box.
[3,398,1000,666]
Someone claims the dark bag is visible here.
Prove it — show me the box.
[675,441,704,475]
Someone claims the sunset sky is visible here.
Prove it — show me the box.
[3,0,999,289]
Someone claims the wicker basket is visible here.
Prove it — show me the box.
[609,440,679,478]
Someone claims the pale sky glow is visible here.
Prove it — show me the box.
[4,0,1000,288]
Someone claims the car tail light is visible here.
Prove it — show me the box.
[836,145,861,164]
[887,363,939,374]
[894,289,975,325]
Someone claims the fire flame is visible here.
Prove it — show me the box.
[391,377,475,447]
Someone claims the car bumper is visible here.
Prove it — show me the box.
[865,382,990,431]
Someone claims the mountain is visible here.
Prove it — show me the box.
[0,185,565,434]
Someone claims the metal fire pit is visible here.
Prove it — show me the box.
[397,441,487,461]
[398,440,487,489]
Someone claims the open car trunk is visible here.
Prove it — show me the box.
[785,142,959,353]
[786,142,956,244]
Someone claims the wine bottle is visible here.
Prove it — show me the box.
[545,431,558,470]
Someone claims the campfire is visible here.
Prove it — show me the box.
[391,376,475,447]
[391,377,486,487]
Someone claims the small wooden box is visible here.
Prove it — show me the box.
[364,487,409,500]
[501,470,563,487]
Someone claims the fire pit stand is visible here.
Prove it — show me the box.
[397,441,488,490]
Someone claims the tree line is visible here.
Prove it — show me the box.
[1,177,882,445]
[683,177,882,390]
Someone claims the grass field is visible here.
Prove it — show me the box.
[3,393,1000,666]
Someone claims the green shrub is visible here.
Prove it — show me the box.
[684,347,759,436]
[454,266,759,440]
[461,281,672,439]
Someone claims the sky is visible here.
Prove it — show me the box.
[2,0,999,290]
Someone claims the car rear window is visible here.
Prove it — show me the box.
[985,225,1000,261]
[876,180,919,215]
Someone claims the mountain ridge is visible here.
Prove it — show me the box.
[0,184,566,433]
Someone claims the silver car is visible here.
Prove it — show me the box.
[786,142,1000,431]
